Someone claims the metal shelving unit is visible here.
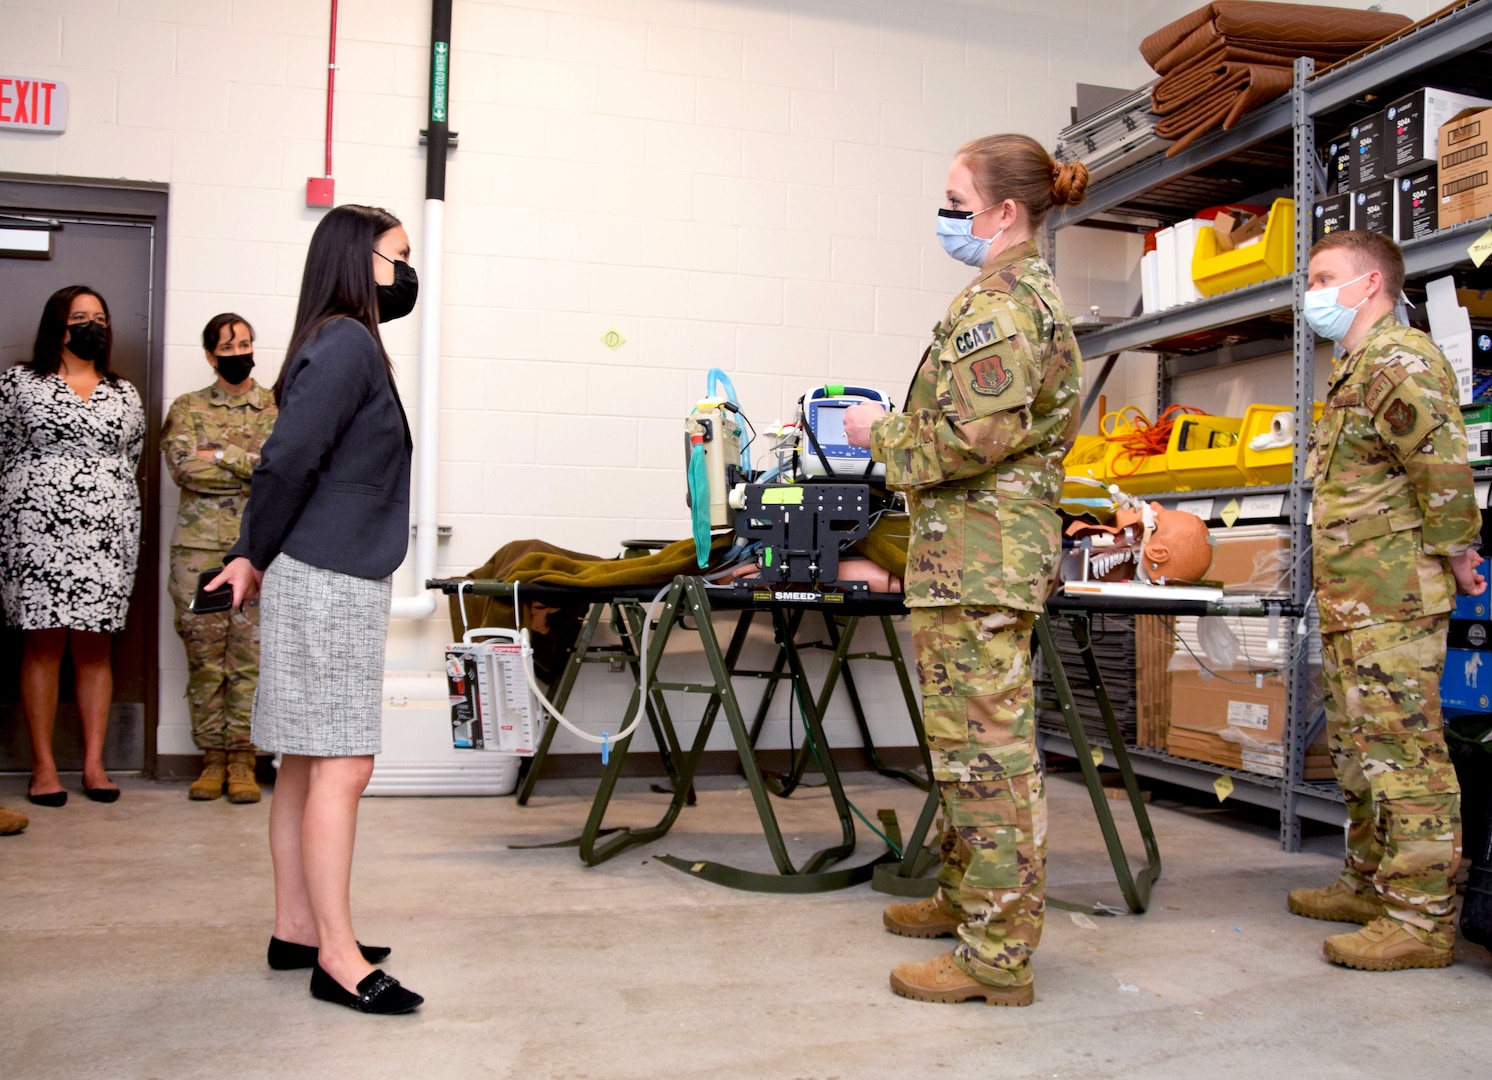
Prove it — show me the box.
[1048,2,1492,850]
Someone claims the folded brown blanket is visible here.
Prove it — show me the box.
[1155,63,1295,153]
[1141,1,1410,155]
[1142,2,1410,71]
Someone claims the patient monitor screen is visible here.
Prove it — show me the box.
[814,403,848,447]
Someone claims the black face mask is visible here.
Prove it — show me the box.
[215,353,254,386]
[67,320,108,364]
[377,258,419,323]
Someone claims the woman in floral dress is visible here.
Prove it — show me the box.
[0,285,144,806]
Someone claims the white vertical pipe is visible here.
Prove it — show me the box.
[388,196,442,619]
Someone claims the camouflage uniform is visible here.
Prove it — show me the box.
[162,381,277,751]
[871,240,1081,987]
[1307,314,1481,948]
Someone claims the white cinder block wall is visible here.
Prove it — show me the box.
[0,0,1438,759]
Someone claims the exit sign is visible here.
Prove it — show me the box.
[0,76,68,133]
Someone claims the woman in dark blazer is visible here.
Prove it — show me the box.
[214,204,423,1014]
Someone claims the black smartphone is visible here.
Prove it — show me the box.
[190,568,233,614]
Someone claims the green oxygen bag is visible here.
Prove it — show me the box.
[688,439,711,568]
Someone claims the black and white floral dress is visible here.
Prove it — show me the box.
[0,365,145,633]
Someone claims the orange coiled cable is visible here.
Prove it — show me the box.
[1099,404,1207,478]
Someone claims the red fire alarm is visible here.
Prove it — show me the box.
[305,176,335,208]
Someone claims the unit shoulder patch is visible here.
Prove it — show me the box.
[1383,397,1416,437]
[967,351,1015,396]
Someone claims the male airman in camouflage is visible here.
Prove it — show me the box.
[1292,231,1486,970]
[846,135,1085,1005]
[163,314,277,803]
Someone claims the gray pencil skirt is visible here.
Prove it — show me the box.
[251,552,391,757]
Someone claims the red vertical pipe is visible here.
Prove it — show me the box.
[324,0,338,177]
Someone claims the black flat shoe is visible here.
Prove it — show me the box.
[27,790,67,808]
[267,936,392,970]
[309,964,423,1014]
[83,785,120,804]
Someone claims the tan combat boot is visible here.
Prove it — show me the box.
[189,750,228,801]
[225,751,262,804]
[1287,879,1384,924]
[883,894,961,938]
[889,951,1033,1006]
[1323,917,1453,971]
[0,804,28,835]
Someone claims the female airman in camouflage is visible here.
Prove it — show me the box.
[846,135,1087,1005]
[162,314,277,802]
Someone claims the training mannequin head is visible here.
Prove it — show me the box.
[1141,504,1214,583]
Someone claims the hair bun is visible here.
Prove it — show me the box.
[1051,161,1090,209]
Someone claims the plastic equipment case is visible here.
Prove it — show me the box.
[1191,197,1295,297]
[1239,402,1324,485]
[1165,414,1246,490]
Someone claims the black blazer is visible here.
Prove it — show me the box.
[229,317,413,579]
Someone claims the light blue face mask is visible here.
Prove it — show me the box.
[937,207,1003,268]
[1302,272,1370,342]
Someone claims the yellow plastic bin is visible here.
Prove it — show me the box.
[1191,197,1295,297]
[1166,414,1246,490]
[1239,402,1323,485]
[1063,434,1109,501]
[1100,411,1176,495]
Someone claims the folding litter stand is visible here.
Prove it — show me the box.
[437,576,1274,911]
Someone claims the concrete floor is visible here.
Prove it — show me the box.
[1,767,1488,1080]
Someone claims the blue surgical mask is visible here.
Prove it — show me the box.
[937,207,1003,268]
[1302,272,1370,342]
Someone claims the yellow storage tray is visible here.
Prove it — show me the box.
[1239,402,1323,485]
[1063,433,1109,501]
[1100,411,1176,496]
[1191,197,1295,298]
[1165,414,1245,490]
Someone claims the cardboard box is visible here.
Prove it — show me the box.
[1386,88,1492,176]
[1212,208,1267,252]
[1169,669,1288,744]
[1312,193,1352,243]
[1352,178,1397,236]
[1208,524,1291,593]
[1167,726,1242,770]
[1396,167,1438,241]
[1437,106,1492,229]
[1166,670,1334,779]
[1136,615,1175,749]
[1463,404,1490,464]
[1320,129,1353,196]
[1427,274,1476,406]
[1442,648,1490,712]
[1349,111,1387,188]
[1470,329,1492,405]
